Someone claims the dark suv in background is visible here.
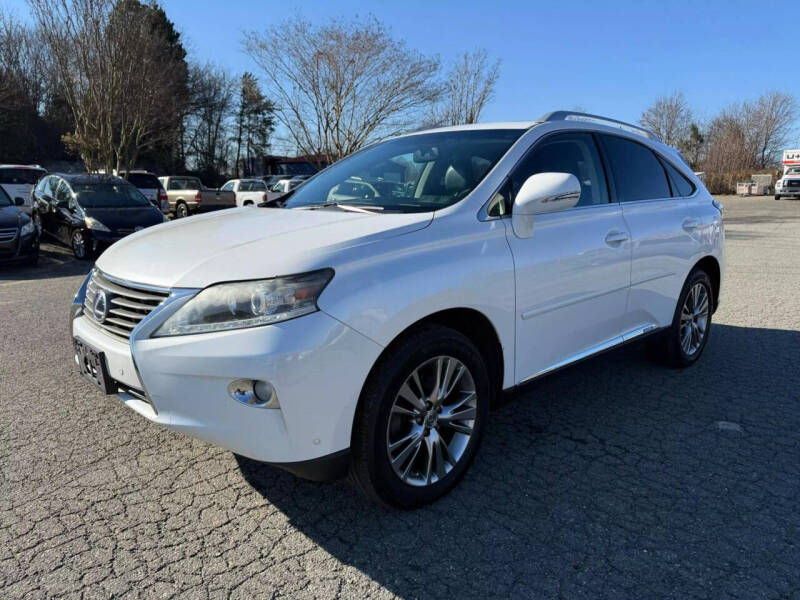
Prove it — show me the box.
[32,173,165,259]
[0,184,39,266]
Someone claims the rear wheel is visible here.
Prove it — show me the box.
[349,325,490,508]
[650,269,713,367]
[176,201,189,218]
[775,195,781,200]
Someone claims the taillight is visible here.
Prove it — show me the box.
[195,191,202,203]
[262,192,267,203]
[233,192,237,205]
[159,189,167,202]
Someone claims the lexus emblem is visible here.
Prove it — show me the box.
[93,289,109,323]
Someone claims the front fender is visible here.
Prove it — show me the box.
[318,213,517,389]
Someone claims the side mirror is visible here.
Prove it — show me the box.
[14,197,25,206]
[512,172,581,238]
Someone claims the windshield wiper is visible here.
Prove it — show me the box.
[298,202,384,214]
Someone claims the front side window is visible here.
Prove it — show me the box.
[507,132,609,212]
[73,183,150,208]
[284,129,523,213]
[600,135,671,202]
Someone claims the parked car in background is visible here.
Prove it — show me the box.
[119,171,169,214]
[0,164,47,215]
[221,178,268,207]
[0,184,39,265]
[69,111,723,508]
[33,174,165,259]
[266,177,307,202]
[158,176,236,218]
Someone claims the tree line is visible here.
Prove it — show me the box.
[639,90,798,193]
[0,1,500,184]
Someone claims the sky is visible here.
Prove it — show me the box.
[6,0,799,141]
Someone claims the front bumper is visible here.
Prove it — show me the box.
[777,188,800,196]
[71,279,383,467]
[0,229,38,262]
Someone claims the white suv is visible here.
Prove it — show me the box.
[70,112,724,508]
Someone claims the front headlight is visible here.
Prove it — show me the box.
[153,269,334,337]
[85,217,110,232]
[20,220,35,236]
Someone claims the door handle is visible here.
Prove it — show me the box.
[605,230,629,246]
[683,218,701,231]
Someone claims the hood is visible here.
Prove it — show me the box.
[96,207,432,288]
[0,205,25,228]
[83,206,163,230]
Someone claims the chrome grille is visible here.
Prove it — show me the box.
[83,270,170,341]
[0,227,17,242]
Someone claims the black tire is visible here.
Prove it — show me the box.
[244,200,254,206]
[176,202,189,218]
[649,269,713,368]
[349,324,490,509]
[775,195,781,200]
[71,228,91,260]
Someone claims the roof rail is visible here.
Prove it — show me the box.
[539,111,660,141]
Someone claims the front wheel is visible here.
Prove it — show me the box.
[71,229,91,260]
[349,325,490,508]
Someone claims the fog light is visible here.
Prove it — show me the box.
[227,379,279,408]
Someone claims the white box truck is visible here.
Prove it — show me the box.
[775,149,800,200]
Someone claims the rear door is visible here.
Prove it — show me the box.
[598,134,698,332]
[505,131,632,382]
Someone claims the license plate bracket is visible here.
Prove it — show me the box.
[74,338,115,395]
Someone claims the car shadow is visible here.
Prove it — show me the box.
[235,323,800,597]
[0,242,92,281]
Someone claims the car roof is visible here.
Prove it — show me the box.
[407,122,537,135]
[51,173,131,185]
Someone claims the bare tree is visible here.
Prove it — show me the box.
[640,92,693,147]
[430,49,500,126]
[745,91,798,168]
[183,63,235,178]
[233,72,275,177]
[28,0,185,173]
[243,17,440,164]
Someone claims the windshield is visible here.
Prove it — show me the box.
[0,168,46,185]
[0,185,11,207]
[284,129,524,213]
[73,183,151,208]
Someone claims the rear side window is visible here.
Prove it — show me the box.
[125,173,160,189]
[661,159,695,197]
[0,168,46,184]
[510,132,609,209]
[600,135,671,202]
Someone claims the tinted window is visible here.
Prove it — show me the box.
[600,135,671,202]
[221,181,234,191]
[125,173,160,189]
[284,129,523,213]
[0,168,46,184]
[55,180,71,203]
[510,132,609,210]
[73,183,150,208]
[249,180,266,191]
[662,159,695,197]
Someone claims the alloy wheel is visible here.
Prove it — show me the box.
[679,282,710,356]
[386,356,477,487]
[72,230,86,258]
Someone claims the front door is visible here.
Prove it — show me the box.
[505,132,632,383]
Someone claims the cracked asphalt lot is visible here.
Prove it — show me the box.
[2,196,799,599]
